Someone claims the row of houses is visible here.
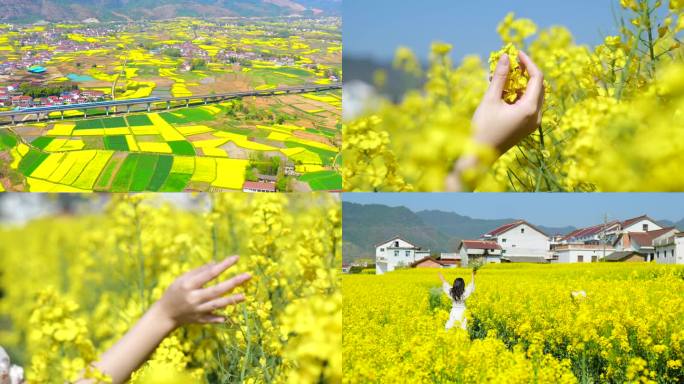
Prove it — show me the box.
[0,86,107,108]
[373,215,684,274]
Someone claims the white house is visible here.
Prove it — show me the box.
[375,236,431,274]
[457,240,502,267]
[562,215,663,244]
[551,243,616,263]
[620,215,663,233]
[654,232,684,264]
[613,227,678,261]
[481,220,550,261]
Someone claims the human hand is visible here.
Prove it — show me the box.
[153,256,251,327]
[471,51,544,154]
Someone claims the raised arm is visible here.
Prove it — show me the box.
[79,256,251,384]
[463,271,476,299]
[438,271,448,285]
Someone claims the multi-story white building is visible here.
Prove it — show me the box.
[654,232,684,264]
[375,236,431,275]
[551,244,615,263]
[562,215,663,244]
[480,220,550,261]
[613,227,678,261]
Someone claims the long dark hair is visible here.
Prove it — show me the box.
[451,277,465,301]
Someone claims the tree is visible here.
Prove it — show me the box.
[245,168,258,182]
[163,48,182,58]
[276,177,290,192]
[190,58,207,71]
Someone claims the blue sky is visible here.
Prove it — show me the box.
[342,193,684,228]
[344,0,659,62]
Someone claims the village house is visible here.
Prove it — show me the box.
[410,257,459,269]
[654,232,684,264]
[457,240,503,266]
[613,226,678,261]
[480,220,550,261]
[242,181,277,193]
[551,243,615,263]
[562,215,663,245]
[257,174,278,183]
[603,251,646,262]
[375,236,431,275]
[11,95,32,107]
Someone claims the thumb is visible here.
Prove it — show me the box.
[485,53,510,101]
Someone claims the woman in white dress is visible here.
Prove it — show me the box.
[438,270,476,330]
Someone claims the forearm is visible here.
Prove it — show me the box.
[86,303,176,384]
[446,155,478,192]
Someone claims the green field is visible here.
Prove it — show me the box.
[104,136,129,151]
[147,155,173,191]
[299,171,341,191]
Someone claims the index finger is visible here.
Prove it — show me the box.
[518,51,544,105]
[187,255,239,288]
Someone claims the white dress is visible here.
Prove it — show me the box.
[442,280,474,330]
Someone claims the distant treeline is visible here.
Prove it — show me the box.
[19,82,78,98]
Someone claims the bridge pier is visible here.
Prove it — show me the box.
[61,110,64,120]
[36,113,40,123]
[185,99,189,108]
[105,106,110,116]
[84,109,88,119]
[166,101,170,110]
[203,98,207,105]
[147,103,151,113]
[11,115,15,125]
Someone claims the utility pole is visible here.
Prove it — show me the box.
[602,213,608,261]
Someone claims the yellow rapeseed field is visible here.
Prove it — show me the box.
[343,264,684,383]
[343,0,684,191]
[0,193,341,383]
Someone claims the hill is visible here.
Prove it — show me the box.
[342,202,577,263]
[0,0,341,23]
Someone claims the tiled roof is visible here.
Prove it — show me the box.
[484,220,548,237]
[626,227,676,247]
[621,215,654,228]
[243,181,276,191]
[373,236,417,248]
[562,221,620,240]
[605,251,645,261]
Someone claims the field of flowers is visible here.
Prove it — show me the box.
[343,264,684,383]
[343,0,684,191]
[0,193,341,383]
[0,92,342,192]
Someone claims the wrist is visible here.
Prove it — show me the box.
[147,302,178,334]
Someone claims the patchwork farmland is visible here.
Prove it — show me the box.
[0,91,341,192]
[0,16,341,191]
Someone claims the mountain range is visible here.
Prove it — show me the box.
[0,0,341,23]
[342,202,684,263]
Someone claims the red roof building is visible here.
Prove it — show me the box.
[242,181,276,193]
[483,220,549,238]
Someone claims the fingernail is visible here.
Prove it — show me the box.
[499,54,509,65]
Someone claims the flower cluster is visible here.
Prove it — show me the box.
[343,1,684,191]
[343,264,684,383]
[0,193,341,383]
[488,43,528,103]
